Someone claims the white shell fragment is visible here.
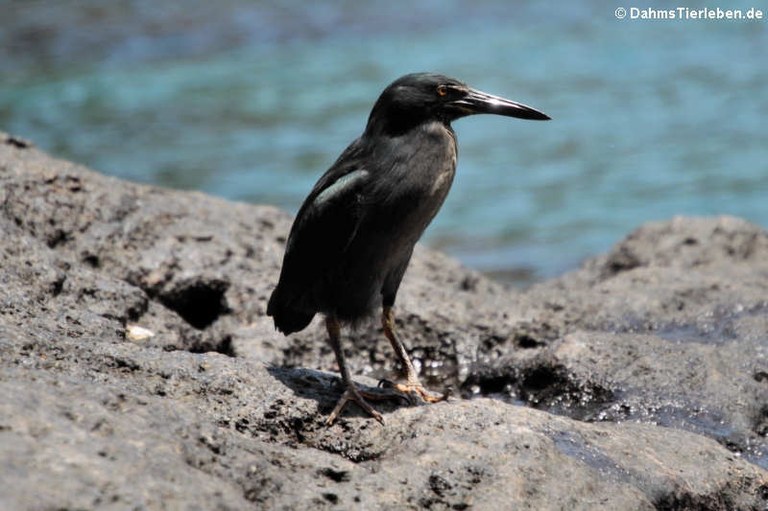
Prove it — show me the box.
[126,324,155,341]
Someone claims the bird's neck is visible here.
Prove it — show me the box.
[364,113,452,139]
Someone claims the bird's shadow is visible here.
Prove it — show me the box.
[265,365,409,421]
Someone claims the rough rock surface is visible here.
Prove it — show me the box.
[1,132,766,510]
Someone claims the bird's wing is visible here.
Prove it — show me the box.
[286,167,369,256]
[272,140,371,306]
[287,139,369,252]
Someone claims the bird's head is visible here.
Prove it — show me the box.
[366,72,550,136]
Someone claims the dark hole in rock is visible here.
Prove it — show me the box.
[50,274,66,296]
[428,474,452,497]
[752,405,768,436]
[188,335,235,357]
[46,229,70,248]
[5,135,31,148]
[653,492,728,511]
[475,376,515,396]
[516,333,545,349]
[602,247,642,277]
[159,278,230,329]
[521,366,561,392]
[322,493,339,504]
[82,253,100,268]
[319,467,351,483]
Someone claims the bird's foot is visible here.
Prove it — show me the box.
[326,383,410,426]
[378,379,450,405]
[326,386,383,426]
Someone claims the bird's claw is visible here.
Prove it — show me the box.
[377,378,448,405]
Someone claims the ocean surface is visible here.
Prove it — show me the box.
[2,1,766,285]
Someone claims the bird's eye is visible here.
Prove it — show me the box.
[436,85,448,97]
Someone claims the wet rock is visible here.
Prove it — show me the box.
[465,217,768,468]
[1,133,766,509]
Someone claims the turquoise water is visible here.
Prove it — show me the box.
[2,2,766,284]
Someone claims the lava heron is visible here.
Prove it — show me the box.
[268,72,549,424]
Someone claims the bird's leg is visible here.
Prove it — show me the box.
[325,316,385,426]
[380,306,447,404]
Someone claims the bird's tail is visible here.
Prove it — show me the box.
[267,286,315,335]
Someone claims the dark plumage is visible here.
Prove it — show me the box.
[268,73,549,424]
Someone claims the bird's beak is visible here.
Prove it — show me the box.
[452,88,551,120]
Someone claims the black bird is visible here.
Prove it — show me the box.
[268,72,549,424]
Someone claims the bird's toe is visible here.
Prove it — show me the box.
[383,380,448,404]
[326,386,385,426]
